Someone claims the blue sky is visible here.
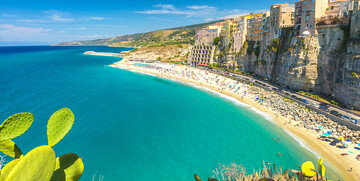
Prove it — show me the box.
[0,0,297,45]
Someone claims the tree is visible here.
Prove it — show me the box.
[213,37,220,45]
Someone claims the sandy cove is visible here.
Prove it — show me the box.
[111,61,359,181]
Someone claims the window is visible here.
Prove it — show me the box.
[283,8,286,12]
[312,7,314,10]
[305,1,307,5]
[306,15,309,22]
[309,24,312,29]
[305,8,307,12]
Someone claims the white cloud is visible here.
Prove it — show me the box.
[17,11,106,23]
[153,4,176,10]
[137,4,265,20]
[0,24,52,41]
[48,14,74,22]
[2,13,16,17]
[186,5,215,10]
[137,4,217,17]
[88,16,106,21]
[78,34,114,39]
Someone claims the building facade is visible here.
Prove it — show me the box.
[195,23,223,45]
[260,11,271,46]
[233,15,250,52]
[246,13,263,41]
[187,45,216,66]
[316,0,353,28]
[220,19,238,49]
[269,3,295,40]
[294,0,329,36]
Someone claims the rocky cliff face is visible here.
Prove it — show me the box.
[219,27,360,109]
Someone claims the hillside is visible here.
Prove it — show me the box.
[53,20,223,47]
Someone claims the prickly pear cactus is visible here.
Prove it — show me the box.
[317,158,325,177]
[0,113,33,142]
[47,108,74,147]
[0,140,22,158]
[0,159,20,181]
[194,174,202,181]
[50,153,84,181]
[5,145,56,181]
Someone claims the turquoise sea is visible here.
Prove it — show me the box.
[0,46,342,180]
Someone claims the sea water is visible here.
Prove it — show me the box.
[0,46,343,180]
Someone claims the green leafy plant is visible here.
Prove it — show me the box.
[0,108,84,181]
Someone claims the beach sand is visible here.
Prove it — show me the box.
[111,61,359,181]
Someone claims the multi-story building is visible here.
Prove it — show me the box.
[220,19,238,49]
[294,0,329,36]
[195,23,223,45]
[316,0,353,28]
[246,13,263,41]
[260,11,271,46]
[187,45,216,66]
[233,15,250,52]
[351,0,360,38]
[269,3,295,40]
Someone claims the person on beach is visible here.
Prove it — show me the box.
[278,152,282,156]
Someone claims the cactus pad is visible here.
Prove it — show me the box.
[0,159,20,181]
[301,161,316,178]
[194,174,201,181]
[47,108,74,147]
[0,140,23,158]
[0,113,33,142]
[50,153,84,181]
[5,145,56,181]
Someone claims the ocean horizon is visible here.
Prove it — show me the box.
[0,46,343,180]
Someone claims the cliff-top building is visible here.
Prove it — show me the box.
[294,0,329,36]
[220,19,238,49]
[195,23,223,45]
[233,15,251,52]
[246,13,263,41]
[269,3,295,40]
[316,0,353,29]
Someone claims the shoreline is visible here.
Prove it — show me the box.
[111,61,359,181]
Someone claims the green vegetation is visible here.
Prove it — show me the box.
[246,41,256,55]
[213,37,220,45]
[339,25,351,53]
[0,108,84,181]
[331,100,339,106]
[194,159,327,181]
[254,42,260,58]
[352,72,360,78]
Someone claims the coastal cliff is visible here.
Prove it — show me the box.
[121,44,192,63]
[217,27,360,109]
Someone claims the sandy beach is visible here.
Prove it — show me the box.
[111,60,360,181]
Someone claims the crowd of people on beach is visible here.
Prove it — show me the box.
[121,62,360,166]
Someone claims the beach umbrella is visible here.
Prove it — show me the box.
[317,126,323,129]
[327,131,332,134]
[323,133,330,136]
[338,136,345,140]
